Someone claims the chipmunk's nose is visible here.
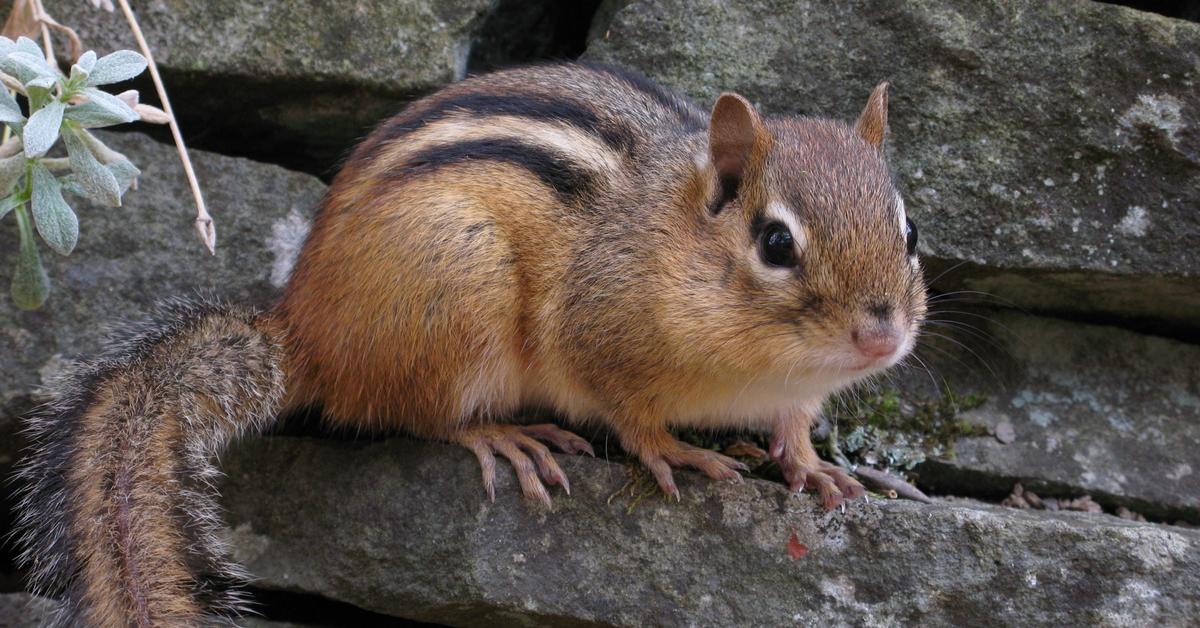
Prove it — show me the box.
[851,325,900,359]
[852,303,901,360]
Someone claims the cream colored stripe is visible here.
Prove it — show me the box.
[367,112,624,179]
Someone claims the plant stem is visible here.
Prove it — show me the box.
[115,0,215,254]
[33,0,54,64]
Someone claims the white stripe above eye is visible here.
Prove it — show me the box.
[765,201,807,252]
[895,191,907,235]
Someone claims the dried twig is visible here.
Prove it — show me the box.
[826,418,933,503]
[853,466,933,504]
[34,1,53,63]
[114,0,215,254]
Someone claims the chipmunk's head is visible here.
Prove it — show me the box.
[673,83,925,392]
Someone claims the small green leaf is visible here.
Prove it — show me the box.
[0,153,24,197]
[0,89,22,124]
[30,162,78,255]
[25,75,56,90]
[64,100,136,128]
[12,205,50,309]
[14,37,43,58]
[22,100,64,158]
[107,158,140,196]
[0,192,20,221]
[63,126,121,206]
[66,51,98,94]
[73,50,97,75]
[0,37,16,58]
[6,51,59,82]
[76,88,137,125]
[86,50,147,86]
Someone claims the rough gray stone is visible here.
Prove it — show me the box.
[50,0,496,172]
[0,132,324,465]
[0,593,56,628]
[220,436,1200,627]
[909,310,1200,522]
[586,0,1200,331]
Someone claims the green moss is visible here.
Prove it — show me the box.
[823,386,987,471]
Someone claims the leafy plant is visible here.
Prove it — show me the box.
[0,35,151,309]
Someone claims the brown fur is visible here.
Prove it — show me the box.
[278,64,924,493]
[16,301,286,626]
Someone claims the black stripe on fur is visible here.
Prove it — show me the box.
[394,138,596,204]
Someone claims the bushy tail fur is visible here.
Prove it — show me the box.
[13,298,287,627]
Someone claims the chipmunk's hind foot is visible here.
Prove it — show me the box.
[455,423,593,507]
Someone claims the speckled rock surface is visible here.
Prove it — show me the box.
[52,0,495,171]
[912,311,1200,522]
[586,0,1200,330]
[0,593,56,627]
[0,132,323,467]
[59,1,489,87]
[221,437,1200,627]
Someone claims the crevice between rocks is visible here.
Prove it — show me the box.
[97,1,608,182]
[106,71,423,181]
[248,587,439,627]
[466,0,605,74]
[915,461,1200,527]
[922,258,1200,345]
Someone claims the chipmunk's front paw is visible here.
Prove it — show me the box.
[777,456,865,510]
[454,423,593,507]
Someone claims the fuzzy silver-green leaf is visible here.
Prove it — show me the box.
[30,162,77,255]
[12,206,49,309]
[77,88,137,125]
[73,50,97,75]
[6,51,58,82]
[0,89,22,124]
[25,75,56,90]
[14,37,42,58]
[22,101,64,158]
[64,101,136,128]
[0,153,24,197]
[86,50,147,86]
[0,192,19,221]
[63,127,121,206]
[107,158,140,195]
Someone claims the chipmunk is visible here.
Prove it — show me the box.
[15,63,925,626]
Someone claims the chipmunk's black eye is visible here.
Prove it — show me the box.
[905,218,918,256]
[760,222,796,267]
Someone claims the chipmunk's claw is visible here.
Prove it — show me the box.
[455,423,593,506]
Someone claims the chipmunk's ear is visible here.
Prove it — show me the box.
[854,81,890,150]
[709,93,765,194]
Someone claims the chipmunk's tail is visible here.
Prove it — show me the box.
[13,298,288,627]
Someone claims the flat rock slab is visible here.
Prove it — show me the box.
[221,437,1200,627]
[55,0,495,171]
[586,0,1200,330]
[913,311,1200,522]
[0,593,56,627]
[0,132,324,465]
